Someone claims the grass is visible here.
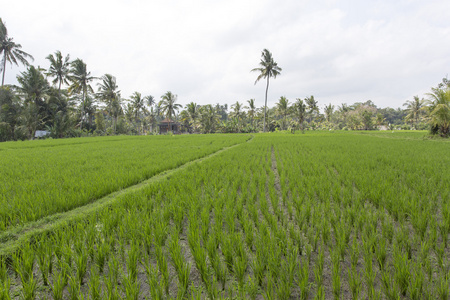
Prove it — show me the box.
[0,131,448,299]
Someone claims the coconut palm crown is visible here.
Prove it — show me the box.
[251,49,282,132]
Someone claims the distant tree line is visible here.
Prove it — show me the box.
[1,18,449,141]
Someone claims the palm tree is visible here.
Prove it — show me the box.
[276,96,290,130]
[68,59,95,130]
[199,104,220,133]
[426,87,450,137]
[0,18,34,86]
[146,95,155,108]
[16,66,50,107]
[96,74,120,133]
[251,49,282,132]
[403,96,425,128]
[324,104,334,123]
[130,91,147,134]
[185,102,200,132]
[245,99,256,128]
[293,98,307,132]
[231,101,244,132]
[46,51,71,91]
[159,91,181,133]
[305,95,318,123]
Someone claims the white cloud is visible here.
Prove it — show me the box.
[2,0,450,111]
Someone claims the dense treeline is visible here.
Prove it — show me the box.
[1,18,449,141]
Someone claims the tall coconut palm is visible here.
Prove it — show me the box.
[251,49,282,132]
[324,103,334,123]
[0,18,34,86]
[426,87,450,137]
[403,96,426,128]
[245,99,256,128]
[16,65,50,107]
[146,95,155,108]
[96,74,120,133]
[46,50,71,91]
[159,91,181,132]
[68,59,95,130]
[276,96,290,130]
[305,95,318,123]
[199,104,220,133]
[231,101,245,132]
[293,98,307,131]
[130,91,148,134]
[185,102,200,132]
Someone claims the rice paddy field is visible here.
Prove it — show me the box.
[0,131,449,299]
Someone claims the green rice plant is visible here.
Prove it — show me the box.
[251,256,265,287]
[381,269,399,300]
[242,217,254,249]
[314,285,325,300]
[88,266,101,300]
[297,260,310,300]
[169,230,190,294]
[13,245,35,285]
[107,255,119,287]
[246,275,259,300]
[375,235,387,270]
[68,275,81,300]
[221,235,234,272]
[75,247,88,285]
[350,236,359,268]
[155,245,170,295]
[408,267,424,300]
[364,251,377,299]
[331,249,341,300]
[439,220,449,247]
[95,239,110,274]
[275,248,297,300]
[127,241,140,282]
[233,254,247,290]
[52,268,65,300]
[122,267,141,300]
[393,246,410,296]
[348,266,361,300]
[105,272,119,300]
[153,218,169,247]
[0,276,11,300]
[437,271,449,300]
[200,206,210,242]
[264,272,275,300]
[321,220,331,246]
[20,272,37,300]
[145,262,164,300]
[189,285,203,300]
[36,239,52,286]
[205,275,220,300]
[435,242,446,270]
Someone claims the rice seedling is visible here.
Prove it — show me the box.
[52,268,65,300]
[88,266,101,300]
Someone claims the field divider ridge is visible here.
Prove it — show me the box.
[0,135,254,256]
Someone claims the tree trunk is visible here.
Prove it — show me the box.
[80,89,85,131]
[1,55,6,86]
[264,76,270,132]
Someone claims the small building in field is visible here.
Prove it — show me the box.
[158,118,180,134]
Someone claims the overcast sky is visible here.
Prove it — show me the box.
[2,0,450,111]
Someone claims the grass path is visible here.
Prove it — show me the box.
[0,136,253,256]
